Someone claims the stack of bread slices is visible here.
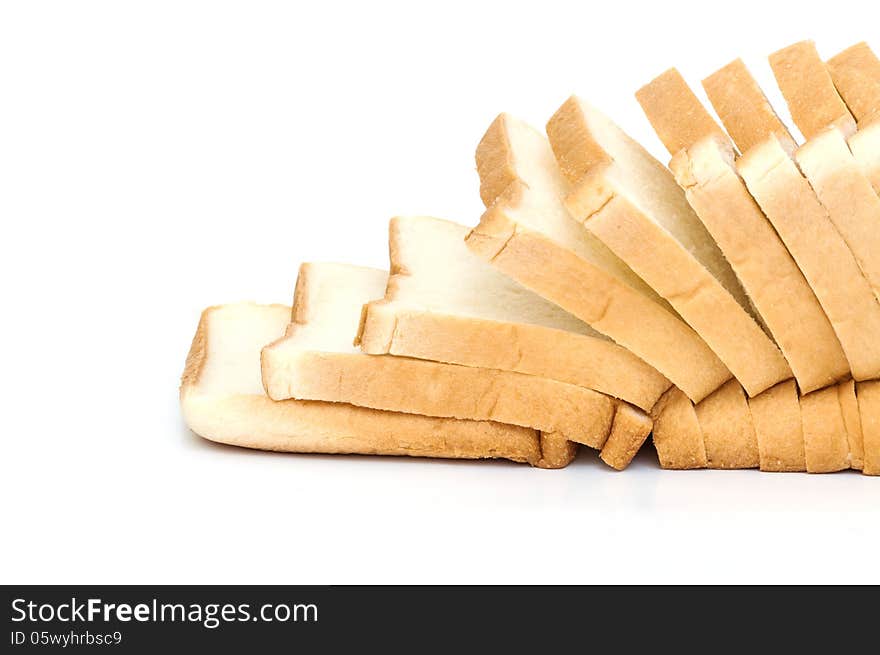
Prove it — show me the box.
[181,40,880,474]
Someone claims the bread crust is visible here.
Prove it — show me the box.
[599,404,653,470]
[838,380,864,471]
[695,379,759,469]
[769,40,856,139]
[800,386,850,473]
[748,380,806,472]
[181,304,543,465]
[827,42,880,125]
[702,58,798,155]
[856,380,880,475]
[650,386,707,469]
[550,97,789,397]
[738,137,880,381]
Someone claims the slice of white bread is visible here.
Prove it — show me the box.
[838,380,864,471]
[827,42,880,125]
[637,67,848,392]
[795,128,880,306]
[769,40,856,139]
[261,262,618,462]
[357,215,670,410]
[748,380,806,472]
[548,95,790,397]
[800,386,850,473]
[467,113,730,403]
[180,303,542,464]
[694,379,759,469]
[856,380,880,475]
[650,386,708,470]
[702,58,799,155]
[827,42,880,195]
[734,138,880,380]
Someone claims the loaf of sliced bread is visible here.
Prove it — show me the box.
[261,262,622,463]
[180,303,542,464]
[748,380,806,472]
[548,94,790,397]
[467,113,731,402]
[357,215,670,410]
[637,67,848,392]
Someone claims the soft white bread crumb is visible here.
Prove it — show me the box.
[548,96,789,397]
[180,303,542,464]
[468,113,730,402]
[262,262,617,457]
[358,215,670,410]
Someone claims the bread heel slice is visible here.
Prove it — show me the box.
[694,379,759,469]
[748,380,806,472]
[599,404,653,471]
[650,387,707,470]
[800,386,851,473]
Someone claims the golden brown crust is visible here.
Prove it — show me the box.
[857,380,880,475]
[535,432,579,469]
[650,386,707,469]
[838,380,864,471]
[465,208,731,403]
[769,40,856,139]
[635,67,728,156]
[695,379,759,469]
[671,137,849,392]
[703,59,797,155]
[800,386,850,473]
[546,96,614,185]
[476,114,518,207]
[599,404,653,471]
[180,306,212,391]
[748,380,805,472]
[827,42,880,124]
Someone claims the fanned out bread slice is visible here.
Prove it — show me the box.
[704,59,880,381]
[837,380,864,471]
[637,66,848,393]
[261,262,620,465]
[748,380,806,472]
[694,379,759,469]
[769,40,856,139]
[795,129,880,306]
[856,381,880,475]
[827,42,880,125]
[800,386,850,473]
[599,404,653,470]
[547,95,790,397]
[357,215,670,410]
[650,387,707,470]
[467,113,730,403]
[827,42,880,195]
[180,303,542,464]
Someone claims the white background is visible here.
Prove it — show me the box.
[2,1,878,584]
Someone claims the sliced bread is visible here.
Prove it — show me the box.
[826,42,880,126]
[826,42,880,195]
[747,380,806,472]
[467,113,730,403]
[650,387,707,470]
[357,215,670,410]
[261,262,619,462]
[638,67,848,392]
[795,128,880,305]
[856,380,880,475]
[694,379,759,469]
[800,386,851,473]
[548,94,790,397]
[838,380,864,471]
[599,403,654,471]
[180,303,542,464]
[769,40,856,139]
